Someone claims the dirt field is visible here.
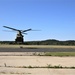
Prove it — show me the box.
[0,45,75,75]
[0,67,75,75]
[0,56,75,67]
[0,55,75,75]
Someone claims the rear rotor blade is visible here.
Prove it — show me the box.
[31,30,41,31]
[22,29,32,32]
[22,32,27,35]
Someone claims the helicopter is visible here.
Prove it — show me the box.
[3,26,32,43]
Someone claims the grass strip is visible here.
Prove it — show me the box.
[44,52,75,56]
[1,45,75,49]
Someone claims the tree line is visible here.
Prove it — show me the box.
[0,39,75,45]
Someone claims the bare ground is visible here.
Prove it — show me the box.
[0,67,75,75]
[0,55,75,75]
[0,56,75,67]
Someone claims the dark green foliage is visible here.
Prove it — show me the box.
[24,39,75,45]
[0,39,75,45]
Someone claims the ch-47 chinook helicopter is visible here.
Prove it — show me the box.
[3,26,32,43]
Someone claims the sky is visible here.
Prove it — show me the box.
[0,0,75,41]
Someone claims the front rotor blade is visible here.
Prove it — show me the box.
[22,29,32,32]
[3,26,19,31]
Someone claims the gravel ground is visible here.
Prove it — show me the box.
[0,56,75,75]
[0,56,75,67]
[0,47,75,75]
[0,67,75,75]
